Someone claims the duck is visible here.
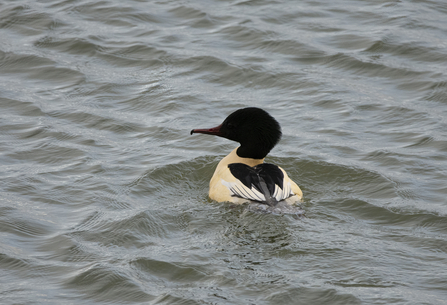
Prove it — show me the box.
[191,107,303,207]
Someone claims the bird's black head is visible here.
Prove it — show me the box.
[191,107,282,159]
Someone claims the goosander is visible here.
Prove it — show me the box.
[191,107,303,207]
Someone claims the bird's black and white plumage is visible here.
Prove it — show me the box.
[191,107,302,205]
[225,163,294,206]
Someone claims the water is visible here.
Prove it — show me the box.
[1,0,447,304]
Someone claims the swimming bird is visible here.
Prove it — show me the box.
[191,107,303,207]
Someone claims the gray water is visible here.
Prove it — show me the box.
[1,0,447,304]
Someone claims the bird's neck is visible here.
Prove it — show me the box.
[224,147,264,167]
[236,143,271,160]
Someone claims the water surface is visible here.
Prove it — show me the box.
[1,0,447,304]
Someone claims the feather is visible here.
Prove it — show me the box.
[224,163,294,205]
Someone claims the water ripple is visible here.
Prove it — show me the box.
[1,0,447,304]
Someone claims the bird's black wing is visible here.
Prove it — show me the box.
[227,163,291,206]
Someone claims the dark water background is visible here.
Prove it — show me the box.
[1,0,447,304]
